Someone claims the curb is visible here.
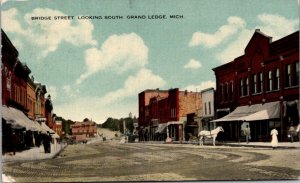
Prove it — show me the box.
[52,144,68,159]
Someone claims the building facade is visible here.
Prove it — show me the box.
[2,29,59,155]
[71,121,97,142]
[213,30,299,142]
[138,88,202,142]
[201,87,215,131]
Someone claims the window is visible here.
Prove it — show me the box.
[220,84,224,102]
[257,73,263,93]
[208,102,211,115]
[294,62,299,86]
[267,70,272,91]
[229,82,233,101]
[252,74,257,94]
[240,79,243,97]
[243,77,249,96]
[286,64,292,87]
[204,103,207,115]
[274,68,280,90]
[225,83,228,101]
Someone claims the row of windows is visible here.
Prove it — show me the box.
[14,85,26,106]
[219,82,233,102]
[219,62,299,102]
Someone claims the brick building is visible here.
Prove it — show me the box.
[138,88,201,141]
[53,120,63,137]
[26,76,36,120]
[212,29,299,142]
[71,121,97,142]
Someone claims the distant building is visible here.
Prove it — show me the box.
[53,120,63,137]
[71,120,97,142]
[212,30,299,142]
[138,88,202,142]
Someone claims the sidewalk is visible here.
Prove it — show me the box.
[138,140,300,149]
[2,143,67,163]
[225,141,300,149]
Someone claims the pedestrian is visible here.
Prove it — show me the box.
[270,127,278,149]
[244,125,251,144]
[11,131,19,155]
[296,123,300,144]
[288,125,295,143]
[43,132,51,153]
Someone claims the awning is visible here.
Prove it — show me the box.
[155,123,168,133]
[41,122,60,138]
[167,121,184,125]
[2,106,40,131]
[211,101,280,122]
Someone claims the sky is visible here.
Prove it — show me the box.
[1,0,299,123]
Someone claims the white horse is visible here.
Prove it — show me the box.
[198,126,224,146]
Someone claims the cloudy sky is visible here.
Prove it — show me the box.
[2,0,298,123]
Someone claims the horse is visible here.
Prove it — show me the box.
[198,126,224,146]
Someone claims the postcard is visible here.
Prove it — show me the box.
[1,0,299,182]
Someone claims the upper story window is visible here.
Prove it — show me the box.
[204,102,207,115]
[220,84,224,102]
[257,72,263,93]
[229,82,233,101]
[252,74,257,94]
[243,77,249,96]
[274,68,280,90]
[208,102,211,115]
[240,79,243,97]
[293,62,299,86]
[267,70,273,91]
[225,83,228,101]
[286,64,292,87]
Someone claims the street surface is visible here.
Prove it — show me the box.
[3,141,300,182]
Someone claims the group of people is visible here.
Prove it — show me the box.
[244,123,300,149]
[4,130,53,155]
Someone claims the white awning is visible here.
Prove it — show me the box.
[167,121,184,125]
[211,101,280,122]
[2,106,40,131]
[155,123,168,133]
[41,122,60,138]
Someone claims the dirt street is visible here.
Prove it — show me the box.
[2,141,300,182]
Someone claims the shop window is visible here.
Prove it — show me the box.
[252,74,257,94]
[285,64,292,87]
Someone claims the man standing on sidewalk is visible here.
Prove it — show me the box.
[244,125,251,144]
[288,125,295,143]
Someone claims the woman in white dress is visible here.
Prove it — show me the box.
[270,128,278,149]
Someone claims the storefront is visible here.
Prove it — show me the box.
[212,101,280,142]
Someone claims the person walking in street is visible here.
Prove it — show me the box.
[244,125,251,144]
[270,127,278,149]
[288,125,295,143]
